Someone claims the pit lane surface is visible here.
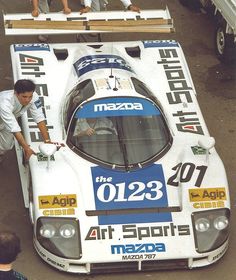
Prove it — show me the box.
[0,0,235,279]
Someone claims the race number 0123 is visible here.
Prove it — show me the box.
[97,181,163,203]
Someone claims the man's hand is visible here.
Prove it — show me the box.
[31,9,39,17]
[24,146,36,161]
[128,5,140,13]
[63,7,71,14]
[80,6,91,14]
[85,128,95,136]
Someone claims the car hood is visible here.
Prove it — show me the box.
[31,134,228,225]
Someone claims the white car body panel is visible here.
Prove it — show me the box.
[11,40,230,274]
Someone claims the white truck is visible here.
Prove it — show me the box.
[179,0,236,64]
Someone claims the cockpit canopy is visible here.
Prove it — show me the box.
[67,96,172,170]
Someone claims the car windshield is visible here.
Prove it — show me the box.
[67,97,171,170]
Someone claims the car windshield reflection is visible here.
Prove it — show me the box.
[67,97,171,170]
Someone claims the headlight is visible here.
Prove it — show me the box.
[36,217,81,259]
[192,208,230,253]
[214,216,229,231]
[40,224,56,238]
[59,224,76,238]
[195,218,210,232]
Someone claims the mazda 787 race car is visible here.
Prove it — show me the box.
[11,40,230,274]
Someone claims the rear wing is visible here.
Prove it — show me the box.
[3,8,174,35]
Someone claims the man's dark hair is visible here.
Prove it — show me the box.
[0,231,21,264]
[14,79,36,94]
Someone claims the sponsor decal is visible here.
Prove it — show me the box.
[14,43,50,52]
[47,257,65,269]
[157,48,204,135]
[189,188,226,209]
[189,188,227,201]
[85,226,114,240]
[122,223,190,239]
[94,102,143,112]
[173,111,204,134]
[167,163,207,188]
[122,254,156,260]
[42,208,75,216]
[34,98,42,109]
[36,247,65,269]
[16,51,54,142]
[39,194,77,209]
[193,201,225,209]
[19,53,45,77]
[91,164,171,225]
[73,54,133,77]
[191,146,207,155]
[75,97,160,118]
[85,223,190,241]
[37,152,55,161]
[143,40,179,48]
[111,242,166,255]
[212,245,227,261]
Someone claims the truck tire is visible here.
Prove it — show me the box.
[215,20,236,64]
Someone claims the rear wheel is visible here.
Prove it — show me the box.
[215,19,236,64]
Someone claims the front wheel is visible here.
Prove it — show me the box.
[215,20,236,64]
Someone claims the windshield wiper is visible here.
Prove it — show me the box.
[114,118,130,171]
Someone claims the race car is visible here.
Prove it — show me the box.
[11,40,230,273]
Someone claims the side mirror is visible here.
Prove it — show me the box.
[198,137,215,150]
[39,143,57,156]
[198,136,215,163]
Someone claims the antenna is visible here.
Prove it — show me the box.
[109,67,114,78]
[113,76,118,91]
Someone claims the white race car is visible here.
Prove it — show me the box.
[11,40,230,274]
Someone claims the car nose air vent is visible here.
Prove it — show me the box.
[125,46,141,58]
[53,48,68,60]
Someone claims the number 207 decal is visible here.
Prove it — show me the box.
[167,162,207,188]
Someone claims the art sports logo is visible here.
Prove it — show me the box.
[74,55,133,77]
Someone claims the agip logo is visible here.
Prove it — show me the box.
[189,188,227,209]
[39,194,77,209]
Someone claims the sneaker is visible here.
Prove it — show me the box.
[38,35,49,43]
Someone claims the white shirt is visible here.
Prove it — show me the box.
[0,90,45,133]
[74,118,117,135]
[84,0,132,9]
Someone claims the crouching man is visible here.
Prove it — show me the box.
[0,79,50,163]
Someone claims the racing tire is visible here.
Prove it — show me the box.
[215,20,236,64]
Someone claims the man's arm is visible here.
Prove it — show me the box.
[121,0,140,12]
[37,121,50,142]
[13,131,35,161]
[31,0,39,17]
[80,0,92,14]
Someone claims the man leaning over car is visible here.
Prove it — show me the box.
[0,79,50,163]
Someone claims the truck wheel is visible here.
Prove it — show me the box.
[215,20,236,64]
